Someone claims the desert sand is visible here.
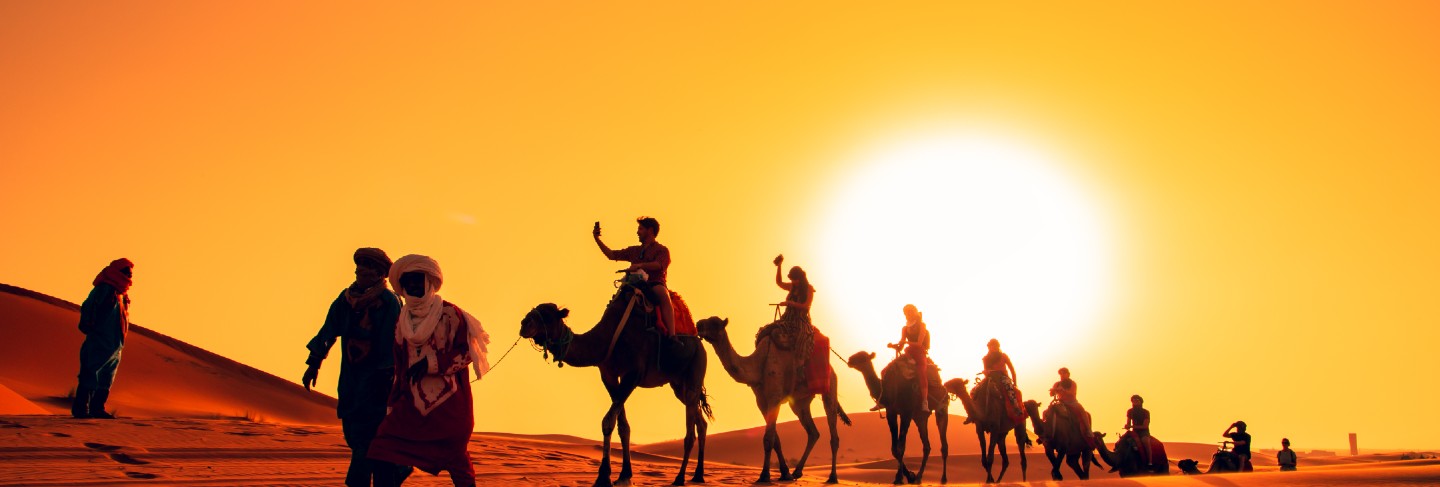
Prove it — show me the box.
[3,283,1437,486]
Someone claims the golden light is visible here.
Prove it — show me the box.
[812,130,1116,375]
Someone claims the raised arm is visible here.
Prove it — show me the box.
[593,222,619,260]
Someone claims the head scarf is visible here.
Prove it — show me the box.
[353,247,393,275]
[93,258,134,294]
[388,255,490,380]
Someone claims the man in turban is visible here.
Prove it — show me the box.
[304,248,410,486]
[73,258,134,419]
[367,254,489,487]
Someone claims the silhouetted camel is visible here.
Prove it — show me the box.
[1023,399,1100,480]
[946,378,1029,483]
[1092,431,1170,477]
[520,287,711,487]
[847,351,951,484]
[696,317,850,484]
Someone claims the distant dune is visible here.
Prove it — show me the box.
[0,283,337,424]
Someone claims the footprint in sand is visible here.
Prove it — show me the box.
[84,442,121,452]
[49,432,71,438]
[0,420,27,429]
[123,472,160,479]
[109,453,150,465]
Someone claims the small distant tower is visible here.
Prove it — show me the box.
[1349,433,1358,455]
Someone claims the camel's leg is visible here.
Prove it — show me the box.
[889,412,905,485]
[1016,426,1028,482]
[691,404,708,484]
[937,411,949,485]
[772,405,793,482]
[912,414,932,484]
[898,416,916,484]
[597,374,639,487]
[1047,447,1063,480]
[822,390,842,485]
[1066,451,1086,480]
[758,403,788,483]
[617,407,633,484]
[977,426,993,483]
[788,395,820,480]
[995,431,1010,483]
[673,402,696,486]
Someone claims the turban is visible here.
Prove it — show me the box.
[389,254,443,296]
[353,247,392,274]
[93,258,134,294]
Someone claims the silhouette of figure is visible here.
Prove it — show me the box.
[594,217,674,336]
[968,339,1025,424]
[1277,438,1297,471]
[303,248,411,486]
[367,255,490,487]
[877,304,930,412]
[1223,421,1253,472]
[769,254,829,393]
[73,258,133,419]
[1045,368,1093,446]
[1124,394,1153,468]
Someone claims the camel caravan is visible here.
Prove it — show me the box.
[514,218,1218,486]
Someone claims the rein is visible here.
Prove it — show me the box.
[603,293,639,363]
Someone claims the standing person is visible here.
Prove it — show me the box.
[368,255,490,487]
[303,248,410,486]
[1277,438,1298,471]
[594,217,673,335]
[1223,421,1253,472]
[73,258,134,419]
[1124,395,1152,468]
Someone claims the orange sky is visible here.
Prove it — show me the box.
[3,2,1438,450]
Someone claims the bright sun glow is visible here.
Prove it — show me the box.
[814,131,1114,375]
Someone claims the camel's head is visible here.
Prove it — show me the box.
[944,378,970,398]
[520,303,569,341]
[1023,399,1041,414]
[845,351,876,370]
[694,316,728,343]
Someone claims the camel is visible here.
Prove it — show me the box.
[944,378,1030,483]
[846,351,951,484]
[1092,431,1170,477]
[695,317,851,484]
[519,287,711,487]
[1023,399,1100,480]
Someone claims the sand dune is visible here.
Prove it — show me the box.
[2,282,1437,485]
[0,283,337,425]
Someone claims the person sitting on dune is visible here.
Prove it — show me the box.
[1277,438,1298,471]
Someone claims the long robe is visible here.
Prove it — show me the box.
[77,283,127,392]
[368,301,475,483]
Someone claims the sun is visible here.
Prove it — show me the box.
[811,131,1115,376]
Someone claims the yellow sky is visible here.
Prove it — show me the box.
[3,2,1438,450]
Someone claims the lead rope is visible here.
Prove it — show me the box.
[470,336,522,383]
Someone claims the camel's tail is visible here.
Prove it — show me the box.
[699,387,715,423]
[837,401,852,426]
[1018,427,1034,449]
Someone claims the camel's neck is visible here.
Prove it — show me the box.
[552,292,640,368]
[540,321,607,368]
[954,385,978,420]
[857,363,883,402]
[1025,404,1045,437]
[704,329,763,385]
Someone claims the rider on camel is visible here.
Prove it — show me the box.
[772,254,824,393]
[872,304,931,412]
[1124,394,1153,468]
[969,339,1021,424]
[1046,367,1094,446]
[594,217,674,337]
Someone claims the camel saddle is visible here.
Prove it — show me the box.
[880,356,946,409]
